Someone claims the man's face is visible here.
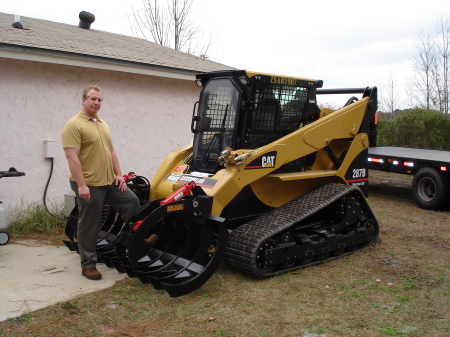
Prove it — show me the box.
[82,89,103,116]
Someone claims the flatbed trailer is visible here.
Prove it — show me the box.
[367,146,450,210]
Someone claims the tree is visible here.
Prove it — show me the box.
[434,14,450,116]
[410,15,450,116]
[409,32,437,110]
[380,70,400,113]
[129,0,212,57]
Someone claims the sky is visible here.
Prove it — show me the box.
[3,0,450,108]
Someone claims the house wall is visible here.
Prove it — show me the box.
[0,58,200,223]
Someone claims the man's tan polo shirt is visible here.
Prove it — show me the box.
[61,110,115,186]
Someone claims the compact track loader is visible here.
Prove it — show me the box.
[64,70,379,297]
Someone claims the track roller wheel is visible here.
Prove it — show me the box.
[363,219,378,244]
[315,238,331,261]
[299,252,314,265]
[345,230,359,252]
[332,235,346,256]
[279,233,297,269]
[280,257,297,269]
[256,239,277,274]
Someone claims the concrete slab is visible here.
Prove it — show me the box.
[0,241,127,321]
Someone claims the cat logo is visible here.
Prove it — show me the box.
[262,155,275,168]
[245,151,277,169]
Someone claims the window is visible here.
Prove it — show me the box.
[248,84,308,148]
[194,78,240,162]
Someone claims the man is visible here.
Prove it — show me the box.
[61,85,142,280]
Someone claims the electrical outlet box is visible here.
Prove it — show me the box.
[44,140,57,158]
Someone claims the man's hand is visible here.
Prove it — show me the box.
[115,175,127,192]
[78,185,91,201]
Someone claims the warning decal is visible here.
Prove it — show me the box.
[165,173,218,189]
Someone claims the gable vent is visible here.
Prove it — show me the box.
[78,11,95,30]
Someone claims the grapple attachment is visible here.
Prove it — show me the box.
[114,194,228,297]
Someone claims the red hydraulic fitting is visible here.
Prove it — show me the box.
[123,172,136,182]
[132,220,143,232]
[160,181,196,205]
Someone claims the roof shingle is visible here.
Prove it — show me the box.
[0,12,234,74]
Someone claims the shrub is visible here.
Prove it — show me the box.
[377,109,450,150]
[7,203,66,236]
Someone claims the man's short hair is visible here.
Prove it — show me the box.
[82,85,103,99]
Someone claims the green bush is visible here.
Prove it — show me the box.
[7,203,66,236]
[377,109,450,150]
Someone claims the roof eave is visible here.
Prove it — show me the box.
[0,43,199,81]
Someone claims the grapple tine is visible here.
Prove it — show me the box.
[62,240,76,251]
[136,216,195,280]
[64,209,78,242]
[148,221,215,283]
[97,230,118,248]
[112,212,179,279]
[112,233,135,275]
[128,204,173,265]
[108,258,127,273]
[99,208,123,234]
[163,216,228,297]
[137,215,185,273]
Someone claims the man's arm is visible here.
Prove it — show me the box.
[111,145,127,192]
[64,147,91,201]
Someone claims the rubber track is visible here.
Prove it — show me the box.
[225,183,371,278]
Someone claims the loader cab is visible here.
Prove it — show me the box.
[191,70,322,173]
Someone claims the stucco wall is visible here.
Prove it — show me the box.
[0,58,200,223]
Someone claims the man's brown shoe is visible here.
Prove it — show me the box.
[82,267,102,280]
[143,234,158,248]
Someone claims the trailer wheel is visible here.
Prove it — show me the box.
[412,167,449,210]
[0,230,10,246]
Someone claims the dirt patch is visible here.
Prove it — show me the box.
[8,233,66,247]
